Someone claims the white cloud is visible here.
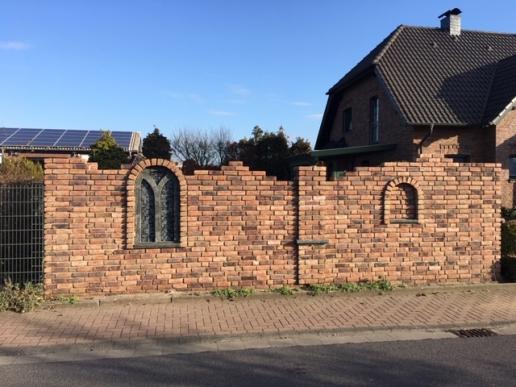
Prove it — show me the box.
[306,113,323,120]
[225,98,246,105]
[227,84,251,97]
[0,41,30,50]
[163,91,204,103]
[291,101,311,107]
[209,110,236,117]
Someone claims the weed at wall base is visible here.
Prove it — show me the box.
[211,288,254,299]
[0,280,44,313]
[272,286,297,296]
[306,279,394,296]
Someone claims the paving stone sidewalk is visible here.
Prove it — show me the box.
[1,284,516,349]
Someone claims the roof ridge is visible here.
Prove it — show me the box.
[373,25,405,64]
[399,25,516,36]
[480,61,501,125]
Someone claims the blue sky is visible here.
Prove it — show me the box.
[0,1,514,145]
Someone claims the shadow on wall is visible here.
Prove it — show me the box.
[419,126,488,161]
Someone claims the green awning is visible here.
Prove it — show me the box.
[288,143,397,167]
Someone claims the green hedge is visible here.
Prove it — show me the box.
[501,210,516,282]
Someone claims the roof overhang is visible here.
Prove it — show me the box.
[289,143,397,167]
[312,143,397,159]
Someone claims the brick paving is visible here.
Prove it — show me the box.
[1,285,516,348]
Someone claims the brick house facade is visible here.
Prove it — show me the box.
[314,9,516,207]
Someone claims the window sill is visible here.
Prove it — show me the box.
[390,219,419,225]
[134,242,182,249]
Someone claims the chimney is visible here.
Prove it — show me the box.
[438,8,462,36]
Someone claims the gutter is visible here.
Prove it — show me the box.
[418,123,434,156]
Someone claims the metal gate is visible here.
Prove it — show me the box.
[0,183,44,285]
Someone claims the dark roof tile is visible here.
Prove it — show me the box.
[483,54,516,124]
[329,26,516,126]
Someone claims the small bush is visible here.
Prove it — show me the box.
[501,213,516,281]
[0,157,43,183]
[212,288,254,299]
[502,208,516,221]
[501,221,516,256]
[0,280,44,313]
[89,131,128,169]
[501,255,516,282]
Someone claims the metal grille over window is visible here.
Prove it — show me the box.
[136,166,180,245]
[0,183,44,285]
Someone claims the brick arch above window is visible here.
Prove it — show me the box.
[383,177,423,224]
[126,159,187,248]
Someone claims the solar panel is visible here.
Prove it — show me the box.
[30,129,65,146]
[0,128,17,145]
[0,128,137,151]
[112,131,132,149]
[2,128,40,146]
[54,130,89,147]
[81,131,103,148]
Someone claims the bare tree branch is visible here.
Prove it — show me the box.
[170,128,232,167]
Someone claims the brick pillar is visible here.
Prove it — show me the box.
[295,165,332,285]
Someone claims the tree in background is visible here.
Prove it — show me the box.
[168,126,311,179]
[89,131,128,169]
[231,126,311,180]
[142,127,172,160]
[0,157,44,183]
[170,128,232,168]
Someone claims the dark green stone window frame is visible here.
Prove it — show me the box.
[135,166,180,247]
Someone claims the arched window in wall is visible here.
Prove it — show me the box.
[136,167,180,245]
[390,183,418,222]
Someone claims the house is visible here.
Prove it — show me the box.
[314,9,516,207]
[0,128,141,163]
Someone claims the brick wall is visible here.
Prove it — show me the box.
[44,158,296,295]
[298,157,501,285]
[44,156,502,296]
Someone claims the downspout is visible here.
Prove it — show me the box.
[418,123,434,156]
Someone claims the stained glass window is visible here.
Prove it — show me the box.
[136,167,180,244]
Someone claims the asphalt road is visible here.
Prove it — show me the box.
[2,335,516,386]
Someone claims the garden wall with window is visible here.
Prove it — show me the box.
[43,156,502,296]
